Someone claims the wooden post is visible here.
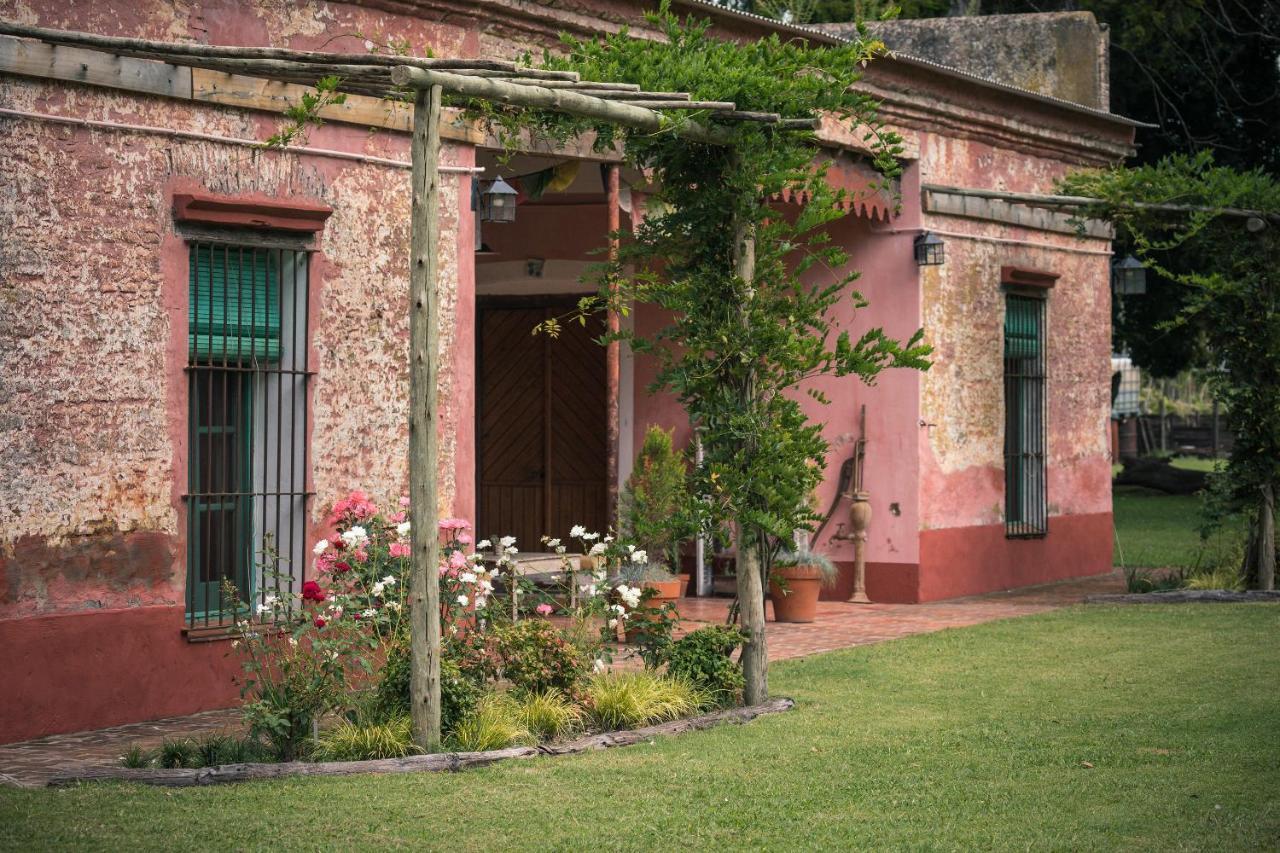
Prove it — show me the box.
[731,194,768,705]
[1259,484,1275,592]
[606,164,622,526]
[408,83,444,752]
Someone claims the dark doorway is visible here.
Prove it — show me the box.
[476,297,608,549]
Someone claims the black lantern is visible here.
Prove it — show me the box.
[1112,254,1147,295]
[913,231,945,266]
[480,176,518,224]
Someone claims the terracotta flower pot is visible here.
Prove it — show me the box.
[643,578,682,610]
[676,572,692,596]
[769,564,823,623]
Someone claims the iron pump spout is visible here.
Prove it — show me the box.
[830,405,872,604]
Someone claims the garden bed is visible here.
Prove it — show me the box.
[47,698,793,788]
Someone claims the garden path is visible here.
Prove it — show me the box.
[0,570,1123,787]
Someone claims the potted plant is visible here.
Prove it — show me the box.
[622,425,696,594]
[619,562,683,612]
[769,549,837,623]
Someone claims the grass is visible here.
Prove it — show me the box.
[2,606,1278,850]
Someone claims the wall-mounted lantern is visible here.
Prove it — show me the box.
[1111,254,1147,295]
[480,176,518,223]
[913,231,945,266]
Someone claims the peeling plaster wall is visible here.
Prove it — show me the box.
[915,131,1113,535]
[0,70,470,618]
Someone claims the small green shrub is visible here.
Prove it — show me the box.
[157,738,202,769]
[375,638,482,734]
[1125,566,1185,593]
[517,689,583,741]
[666,625,745,706]
[622,425,695,570]
[496,620,588,694]
[1184,566,1245,591]
[311,716,422,761]
[121,745,152,769]
[449,695,536,752]
[584,672,707,730]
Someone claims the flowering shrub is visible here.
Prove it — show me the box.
[495,619,589,695]
[666,625,746,706]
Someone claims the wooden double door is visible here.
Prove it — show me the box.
[476,298,609,550]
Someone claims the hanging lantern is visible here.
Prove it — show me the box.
[480,176,518,224]
[1112,254,1147,295]
[913,231,945,266]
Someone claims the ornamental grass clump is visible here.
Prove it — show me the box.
[583,672,707,731]
[311,716,422,761]
[448,695,536,752]
[517,688,584,741]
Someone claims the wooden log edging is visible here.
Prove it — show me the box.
[1085,590,1280,605]
[45,697,795,788]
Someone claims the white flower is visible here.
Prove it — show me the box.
[341,526,369,549]
[480,580,493,592]
[363,39,375,51]
[593,658,607,673]
[456,594,469,607]
[263,595,278,607]
[582,532,600,541]
[330,651,339,661]
[544,537,561,548]
[255,603,272,615]
[382,575,396,587]
[460,572,477,584]
[589,542,607,556]
[332,605,344,618]
[617,584,642,609]
[231,640,240,649]
[631,550,648,564]
[288,637,299,648]
[607,618,618,629]
[579,584,598,597]
[474,595,487,609]
[611,603,627,616]
[385,601,402,612]
[361,608,377,618]
[396,521,411,537]
[477,539,491,550]
[602,535,613,543]
[313,540,329,555]
[570,525,587,538]
[504,546,518,557]
[371,582,385,597]
[499,535,517,549]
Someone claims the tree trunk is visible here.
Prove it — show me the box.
[1258,484,1275,591]
[731,198,768,705]
[408,84,444,752]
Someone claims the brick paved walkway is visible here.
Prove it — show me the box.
[0,570,1123,787]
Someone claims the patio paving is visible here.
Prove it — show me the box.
[0,570,1123,787]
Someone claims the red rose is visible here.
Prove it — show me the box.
[313,616,326,628]
[302,580,326,602]
[334,561,352,574]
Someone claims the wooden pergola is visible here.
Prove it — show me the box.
[0,20,819,748]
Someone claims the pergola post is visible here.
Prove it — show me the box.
[408,83,444,751]
[606,164,622,526]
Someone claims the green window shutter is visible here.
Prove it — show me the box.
[189,246,281,361]
[1004,297,1040,359]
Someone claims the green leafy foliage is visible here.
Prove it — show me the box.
[1062,153,1279,582]
[263,76,349,149]
[495,619,589,695]
[540,4,930,569]
[665,625,747,706]
[622,425,695,571]
[374,638,482,735]
[624,589,680,670]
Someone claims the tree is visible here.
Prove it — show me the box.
[539,6,931,701]
[1061,153,1280,589]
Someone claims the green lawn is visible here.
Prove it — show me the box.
[3,605,1279,850]
[1112,456,1242,570]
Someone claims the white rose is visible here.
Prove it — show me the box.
[476,539,492,550]
[382,575,396,586]
[570,525,586,538]
[361,608,377,618]
[544,537,561,548]
[631,550,647,564]
[371,582,385,597]
[499,535,517,549]
[474,595,487,609]
[461,572,477,584]
[593,658,607,674]
[456,594,469,607]
[341,526,369,549]
[589,542,607,556]
[385,601,402,612]
[504,546,518,556]
[396,521,411,537]
[583,532,600,541]
[607,618,618,629]
[313,540,329,555]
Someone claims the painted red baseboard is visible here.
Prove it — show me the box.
[823,561,921,604]
[918,512,1113,602]
[0,606,241,745]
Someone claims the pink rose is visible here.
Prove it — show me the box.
[536,603,554,616]
[389,542,410,558]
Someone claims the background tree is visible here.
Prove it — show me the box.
[1061,153,1280,589]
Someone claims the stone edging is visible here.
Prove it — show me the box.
[1085,590,1280,605]
[45,697,796,788]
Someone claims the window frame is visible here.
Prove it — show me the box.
[1003,291,1049,538]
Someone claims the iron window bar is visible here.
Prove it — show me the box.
[185,240,312,632]
[1004,294,1048,538]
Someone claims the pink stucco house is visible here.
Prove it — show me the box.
[0,1,1136,743]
